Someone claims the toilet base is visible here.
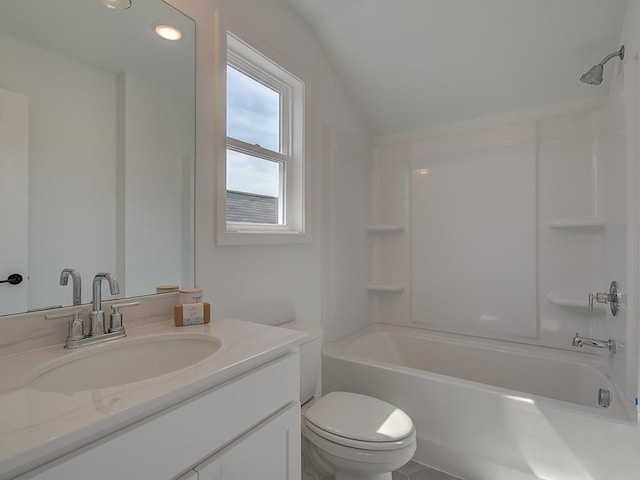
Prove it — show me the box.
[302,435,334,480]
[302,433,404,480]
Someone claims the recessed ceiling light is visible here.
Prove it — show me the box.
[154,24,183,41]
[100,0,132,10]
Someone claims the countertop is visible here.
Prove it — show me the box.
[0,318,305,479]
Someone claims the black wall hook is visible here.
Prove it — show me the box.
[0,274,23,285]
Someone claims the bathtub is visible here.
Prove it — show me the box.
[322,323,637,480]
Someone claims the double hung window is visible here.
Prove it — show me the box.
[220,33,305,244]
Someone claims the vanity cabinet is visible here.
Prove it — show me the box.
[191,402,300,479]
[18,353,300,480]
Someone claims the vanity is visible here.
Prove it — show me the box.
[0,308,305,480]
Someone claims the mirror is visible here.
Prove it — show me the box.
[0,0,195,316]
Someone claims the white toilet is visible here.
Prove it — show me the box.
[282,322,416,480]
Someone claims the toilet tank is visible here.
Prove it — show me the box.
[279,321,323,403]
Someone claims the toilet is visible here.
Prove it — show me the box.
[281,321,416,480]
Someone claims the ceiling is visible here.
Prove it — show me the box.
[284,0,628,137]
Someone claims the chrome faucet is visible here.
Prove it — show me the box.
[572,333,620,353]
[59,268,82,305]
[90,272,120,336]
[46,272,137,349]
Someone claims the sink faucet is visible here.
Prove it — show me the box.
[572,333,620,353]
[48,272,136,349]
[59,268,82,305]
[90,273,120,336]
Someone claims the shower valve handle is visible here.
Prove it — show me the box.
[588,281,623,316]
[588,292,610,311]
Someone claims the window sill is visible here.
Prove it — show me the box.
[216,228,310,246]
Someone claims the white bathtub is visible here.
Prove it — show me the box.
[323,323,637,480]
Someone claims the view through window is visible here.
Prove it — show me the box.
[220,33,305,243]
[226,64,284,224]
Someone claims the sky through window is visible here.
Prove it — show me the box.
[227,65,281,197]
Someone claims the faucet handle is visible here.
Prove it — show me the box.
[46,309,84,348]
[588,292,609,311]
[109,301,140,333]
[588,281,623,316]
[110,301,141,310]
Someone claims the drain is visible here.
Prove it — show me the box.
[598,388,611,408]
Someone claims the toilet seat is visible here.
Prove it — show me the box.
[303,392,415,451]
[303,418,415,451]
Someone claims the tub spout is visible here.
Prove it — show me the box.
[572,333,619,353]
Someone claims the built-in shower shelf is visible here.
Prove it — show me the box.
[367,224,405,232]
[367,283,405,292]
[547,217,606,232]
[546,293,606,310]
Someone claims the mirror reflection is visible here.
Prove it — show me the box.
[0,0,195,316]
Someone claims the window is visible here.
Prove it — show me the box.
[217,33,305,245]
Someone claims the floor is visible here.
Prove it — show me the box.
[393,461,463,480]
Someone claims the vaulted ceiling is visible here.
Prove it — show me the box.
[285,0,628,137]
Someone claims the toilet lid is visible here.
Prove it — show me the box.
[304,392,414,443]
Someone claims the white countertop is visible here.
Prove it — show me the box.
[0,318,305,480]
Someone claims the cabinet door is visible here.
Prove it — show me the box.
[196,404,300,480]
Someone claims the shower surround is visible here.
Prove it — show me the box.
[368,92,638,419]
[356,68,640,476]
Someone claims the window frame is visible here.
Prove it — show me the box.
[216,30,307,245]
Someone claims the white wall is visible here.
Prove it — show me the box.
[0,31,118,310]
[411,122,537,339]
[370,108,611,347]
[322,127,371,341]
[168,0,371,339]
[622,0,640,55]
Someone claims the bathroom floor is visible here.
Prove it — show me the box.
[393,461,463,480]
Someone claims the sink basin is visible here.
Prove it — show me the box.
[27,333,221,392]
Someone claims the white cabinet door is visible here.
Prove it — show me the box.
[196,404,301,480]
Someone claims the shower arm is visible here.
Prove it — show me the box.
[598,46,625,67]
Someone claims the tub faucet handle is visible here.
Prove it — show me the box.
[588,293,608,311]
[589,281,623,316]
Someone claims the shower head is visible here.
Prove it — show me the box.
[580,64,604,85]
[580,45,624,85]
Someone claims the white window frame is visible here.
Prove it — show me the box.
[216,30,306,245]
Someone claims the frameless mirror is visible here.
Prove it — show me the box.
[0,0,195,316]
